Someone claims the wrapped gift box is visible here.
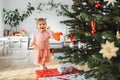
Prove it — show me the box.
[35,68,78,80]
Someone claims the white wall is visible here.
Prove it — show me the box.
[3,0,72,36]
[0,0,4,37]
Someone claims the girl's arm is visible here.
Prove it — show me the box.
[47,26,55,39]
[30,34,38,49]
[30,41,34,47]
[30,40,38,50]
[48,30,55,39]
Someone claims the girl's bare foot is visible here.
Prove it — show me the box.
[39,65,43,70]
[43,66,47,70]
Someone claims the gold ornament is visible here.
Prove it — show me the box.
[104,0,116,6]
[80,63,90,72]
[116,31,120,39]
[89,0,94,4]
[99,40,119,60]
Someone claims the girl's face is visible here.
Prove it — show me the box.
[37,21,47,32]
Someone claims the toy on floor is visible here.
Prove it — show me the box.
[57,63,73,74]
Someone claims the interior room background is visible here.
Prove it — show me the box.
[0,0,73,37]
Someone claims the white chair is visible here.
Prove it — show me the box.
[0,41,5,56]
[0,38,12,55]
[4,40,12,55]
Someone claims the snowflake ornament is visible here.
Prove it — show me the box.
[99,40,119,60]
[104,0,116,6]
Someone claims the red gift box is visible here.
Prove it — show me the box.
[35,68,78,80]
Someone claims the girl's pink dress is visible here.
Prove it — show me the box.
[33,31,53,65]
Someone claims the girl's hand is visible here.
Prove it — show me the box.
[47,26,51,31]
[33,45,39,50]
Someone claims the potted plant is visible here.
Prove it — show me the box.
[3,3,34,36]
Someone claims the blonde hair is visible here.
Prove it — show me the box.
[35,18,47,24]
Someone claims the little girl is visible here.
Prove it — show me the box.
[30,18,54,70]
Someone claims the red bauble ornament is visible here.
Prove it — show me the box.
[73,1,77,6]
[91,30,95,35]
[51,49,54,56]
[70,33,75,44]
[93,29,96,33]
[91,29,96,35]
[95,3,101,8]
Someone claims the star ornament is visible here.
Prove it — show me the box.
[99,40,119,60]
[104,0,116,6]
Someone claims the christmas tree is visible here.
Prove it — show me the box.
[57,0,120,80]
